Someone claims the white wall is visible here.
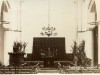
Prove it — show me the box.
[20,0,77,53]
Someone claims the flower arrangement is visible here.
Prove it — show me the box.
[13,41,27,53]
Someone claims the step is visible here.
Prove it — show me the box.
[40,68,58,70]
[38,70,59,73]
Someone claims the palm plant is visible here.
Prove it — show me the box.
[71,40,91,66]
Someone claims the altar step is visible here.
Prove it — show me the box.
[38,68,59,73]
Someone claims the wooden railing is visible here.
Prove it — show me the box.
[0,66,35,74]
[0,65,40,74]
[61,66,100,73]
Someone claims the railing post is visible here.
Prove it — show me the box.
[58,62,63,74]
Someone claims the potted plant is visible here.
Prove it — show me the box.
[71,40,91,66]
[13,41,28,53]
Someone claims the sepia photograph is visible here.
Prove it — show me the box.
[0,0,100,74]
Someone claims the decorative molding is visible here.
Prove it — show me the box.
[86,28,94,31]
[4,28,12,31]
[88,21,100,25]
[0,21,10,24]
[13,30,21,32]
[4,28,21,32]
[78,31,86,33]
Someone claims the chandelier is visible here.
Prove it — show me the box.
[40,0,57,37]
[40,25,57,37]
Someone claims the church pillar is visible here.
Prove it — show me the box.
[98,24,100,65]
[4,31,14,66]
[85,31,94,66]
[95,0,100,65]
[0,26,4,65]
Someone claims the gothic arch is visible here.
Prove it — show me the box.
[90,2,97,21]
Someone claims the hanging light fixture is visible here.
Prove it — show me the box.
[77,0,85,33]
[40,0,57,37]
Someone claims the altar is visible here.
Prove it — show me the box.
[31,37,66,67]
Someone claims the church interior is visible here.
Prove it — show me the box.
[0,0,100,74]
